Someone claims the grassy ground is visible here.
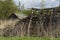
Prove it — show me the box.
[0,37,60,40]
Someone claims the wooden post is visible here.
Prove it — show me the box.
[27,8,34,37]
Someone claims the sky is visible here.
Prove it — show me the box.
[14,0,59,9]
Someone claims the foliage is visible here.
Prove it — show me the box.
[0,0,18,19]
[22,10,32,15]
[22,9,38,15]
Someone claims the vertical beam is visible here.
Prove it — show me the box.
[27,9,34,37]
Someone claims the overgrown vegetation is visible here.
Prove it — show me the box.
[0,0,18,19]
[0,0,60,40]
[22,9,37,15]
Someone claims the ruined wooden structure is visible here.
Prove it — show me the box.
[1,7,60,37]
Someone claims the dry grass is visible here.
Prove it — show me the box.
[0,19,19,29]
[0,19,60,38]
